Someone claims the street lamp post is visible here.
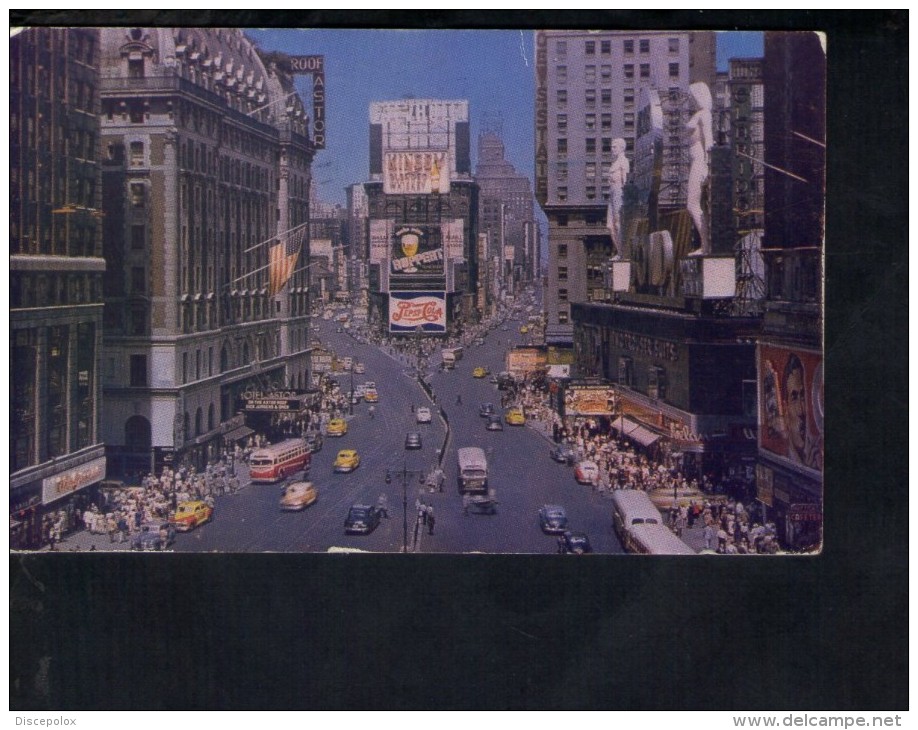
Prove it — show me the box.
[386,460,427,553]
[349,363,355,416]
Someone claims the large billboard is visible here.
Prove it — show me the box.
[389,291,446,333]
[564,384,618,416]
[390,225,444,276]
[384,150,451,195]
[506,347,547,378]
[759,344,823,473]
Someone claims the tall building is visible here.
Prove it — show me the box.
[534,30,716,341]
[475,129,536,299]
[755,32,825,550]
[345,182,370,316]
[365,99,479,336]
[10,28,107,548]
[309,201,348,303]
[97,28,317,477]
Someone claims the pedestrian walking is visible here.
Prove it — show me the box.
[377,494,389,519]
[427,513,436,535]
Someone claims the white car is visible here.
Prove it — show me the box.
[416,407,432,424]
[574,461,600,485]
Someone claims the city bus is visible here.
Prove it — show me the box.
[457,446,488,494]
[441,347,464,368]
[610,490,694,554]
[248,438,311,483]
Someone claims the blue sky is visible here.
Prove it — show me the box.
[248,29,762,207]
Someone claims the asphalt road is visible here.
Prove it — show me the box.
[173,309,624,554]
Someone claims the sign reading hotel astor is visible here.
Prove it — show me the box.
[389,291,446,333]
[242,389,308,413]
[390,226,444,276]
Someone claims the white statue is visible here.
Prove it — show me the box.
[685,82,713,256]
[606,137,629,259]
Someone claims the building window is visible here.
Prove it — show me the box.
[129,141,144,167]
[624,39,634,54]
[557,161,568,180]
[131,224,145,249]
[585,113,596,131]
[558,266,568,282]
[669,62,679,78]
[585,40,595,55]
[129,100,144,124]
[585,89,596,108]
[556,40,567,56]
[601,114,612,131]
[668,38,680,54]
[585,65,596,83]
[557,89,567,106]
[182,352,188,383]
[585,138,596,154]
[601,64,612,81]
[624,88,635,107]
[558,243,568,256]
[624,112,635,130]
[625,137,634,152]
[557,113,567,133]
[558,288,569,302]
[557,186,568,201]
[601,40,611,55]
[557,138,568,155]
[586,162,597,179]
[639,39,650,53]
[624,64,634,80]
[601,138,612,154]
[131,267,145,294]
[558,310,569,324]
[130,354,147,387]
[586,185,597,200]
[556,65,567,83]
[640,63,650,79]
[648,365,666,400]
[601,89,612,106]
[618,356,633,386]
[46,326,68,458]
[130,183,145,209]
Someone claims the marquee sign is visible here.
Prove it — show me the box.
[389,291,446,333]
[42,456,106,504]
[391,225,444,276]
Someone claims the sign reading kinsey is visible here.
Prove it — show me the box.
[389,291,446,333]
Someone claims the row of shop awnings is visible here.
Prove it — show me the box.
[611,416,661,447]
[223,425,255,443]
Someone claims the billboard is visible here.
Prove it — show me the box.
[384,150,451,195]
[389,291,446,333]
[759,344,823,473]
[391,225,444,276]
[506,347,547,378]
[369,219,391,263]
[443,218,465,261]
[564,384,618,416]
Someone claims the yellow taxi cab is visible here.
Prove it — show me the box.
[170,500,213,532]
[472,367,488,379]
[280,481,318,511]
[333,449,361,473]
[505,408,526,426]
[519,325,529,334]
[363,389,379,403]
[327,418,348,436]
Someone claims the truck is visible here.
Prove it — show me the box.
[457,446,488,494]
[441,346,464,369]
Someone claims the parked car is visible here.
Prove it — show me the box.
[478,402,496,418]
[327,418,348,437]
[485,415,504,431]
[538,505,569,535]
[131,521,175,551]
[404,432,423,450]
[557,531,593,554]
[333,449,361,473]
[574,460,600,485]
[416,406,432,424]
[344,504,383,534]
[304,432,324,453]
[280,481,318,511]
[170,501,213,532]
[549,443,577,465]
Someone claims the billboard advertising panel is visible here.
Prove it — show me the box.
[369,219,391,264]
[506,347,547,378]
[759,344,823,473]
[384,150,451,195]
[391,225,444,276]
[564,384,618,416]
[443,218,465,261]
[389,291,446,333]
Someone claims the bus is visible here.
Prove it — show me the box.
[610,490,695,554]
[457,447,488,494]
[441,347,464,368]
[248,438,311,483]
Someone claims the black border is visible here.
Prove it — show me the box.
[9,10,908,710]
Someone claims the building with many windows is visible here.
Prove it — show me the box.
[10,27,107,548]
[97,28,317,477]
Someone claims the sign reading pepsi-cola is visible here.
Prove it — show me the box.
[389,291,446,333]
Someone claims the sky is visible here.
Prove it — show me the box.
[247,29,763,207]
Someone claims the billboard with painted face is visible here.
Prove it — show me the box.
[390,225,444,276]
[389,291,447,333]
[759,344,823,473]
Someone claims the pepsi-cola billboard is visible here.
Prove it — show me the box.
[389,291,446,333]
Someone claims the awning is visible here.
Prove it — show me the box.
[223,426,254,442]
[612,416,661,447]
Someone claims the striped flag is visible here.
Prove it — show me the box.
[268,225,306,296]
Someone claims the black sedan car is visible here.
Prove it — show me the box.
[478,402,496,417]
[538,505,569,534]
[131,521,176,551]
[485,415,504,431]
[549,443,577,465]
[344,505,383,535]
[405,431,423,450]
[557,531,593,554]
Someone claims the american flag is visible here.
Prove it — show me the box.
[268,225,307,296]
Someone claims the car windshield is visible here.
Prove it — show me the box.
[349,508,369,519]
[546,510,566,520]
[249,458,271,466]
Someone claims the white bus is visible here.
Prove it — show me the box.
[457,446,488,494]
[248,439,311,483]
[441,347,464,368]
[610,490,694,555]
